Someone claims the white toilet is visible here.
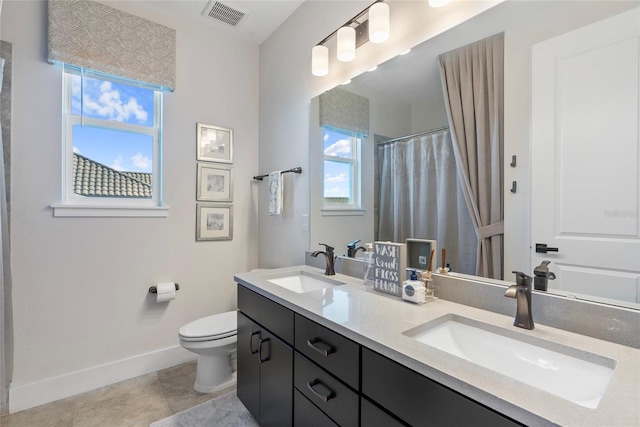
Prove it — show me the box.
[179,310,237,393]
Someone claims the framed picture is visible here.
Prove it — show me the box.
[197,163,233,202]
[196,123,233,163]
[196,203,233,241]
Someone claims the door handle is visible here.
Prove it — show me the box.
[307,379,335,403]
[258,338,270,363]
[307,337,336,357]
[536,243,559,254]
[249,330,260,355]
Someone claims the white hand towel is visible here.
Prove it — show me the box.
[268,171,283,216]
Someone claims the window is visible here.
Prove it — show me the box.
[54,68,167,217]
[323,127,361,210]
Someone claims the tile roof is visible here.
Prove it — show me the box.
[73,153,152,198]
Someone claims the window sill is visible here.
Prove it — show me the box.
[321,208,366,217]
[51,204,170,218]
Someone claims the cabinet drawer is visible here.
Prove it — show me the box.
[294,352,359,427]
[294,389,338,427]
[238,284,294,345]
[294,313,360,389]
[361,348,523,427]
[361,397,407,427]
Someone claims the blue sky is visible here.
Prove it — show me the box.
[71,75,154,173]
[323,129,353,198]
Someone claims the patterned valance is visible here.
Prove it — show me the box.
[47,0,176,91]
[319,88,369,137]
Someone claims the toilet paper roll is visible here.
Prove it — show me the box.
[155,282,176,303]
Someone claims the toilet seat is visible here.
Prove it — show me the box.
[179,311,237,342]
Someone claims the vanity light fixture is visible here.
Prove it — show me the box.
[399,48,412,55]
[311,1,389,76]
[367,65,378,72]
[368,2,390,43]
[312,45,329,76]
[337,27,356,62]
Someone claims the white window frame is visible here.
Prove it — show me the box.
[322,129,364,216]
[52,68,169,217]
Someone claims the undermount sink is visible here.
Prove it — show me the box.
[264,270,345,294]
[403,314,616,409]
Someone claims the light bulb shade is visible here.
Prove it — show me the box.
[428,0,453,7]
[337,26,356,62]
[311,45,329,76]
[368,2,389,44]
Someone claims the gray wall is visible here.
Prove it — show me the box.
[2,0,259,409]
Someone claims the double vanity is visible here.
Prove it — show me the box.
[234,265,640,426]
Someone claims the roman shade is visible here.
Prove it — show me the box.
[47,0,176,91]
[319,88,369,137]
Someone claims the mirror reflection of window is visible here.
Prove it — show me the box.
[322,127,361,209]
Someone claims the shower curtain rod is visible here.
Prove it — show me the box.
[378,126,449,146]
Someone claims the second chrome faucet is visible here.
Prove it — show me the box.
[311,243,336,276]
[505,271,534,330]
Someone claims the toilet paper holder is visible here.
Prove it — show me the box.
[149,283,180,294]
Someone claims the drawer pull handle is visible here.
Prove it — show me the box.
[307,379,335,403]
[307,338,335,357]
[250,330,260,355]
[259,338,271,363]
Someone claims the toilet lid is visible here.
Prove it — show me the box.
[179,311,237,340]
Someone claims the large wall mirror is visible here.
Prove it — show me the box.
[309,1,640,311]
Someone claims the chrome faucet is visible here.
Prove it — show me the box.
[505,271,534,330]
[347,240,366,258]
[311,243,336,276]
[533,260,556,291]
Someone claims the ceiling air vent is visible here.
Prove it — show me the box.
[202,1,247,27]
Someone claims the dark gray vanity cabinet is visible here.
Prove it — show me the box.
[294,313,361,426]
[237,286,294,427]
[237,283,525,427]
[361,348,524,427]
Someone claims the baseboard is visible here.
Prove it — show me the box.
[9,345,196,413]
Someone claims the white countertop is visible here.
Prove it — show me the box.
[234,265,640,427]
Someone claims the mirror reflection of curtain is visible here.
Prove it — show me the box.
[0,39,12,415]
[439,33,504,280]
[376,130,477,274]
[0,55,8,414]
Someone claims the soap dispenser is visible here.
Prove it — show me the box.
[403,270,425,304]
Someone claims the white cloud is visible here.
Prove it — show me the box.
[131,153,152,171]
[324,138,351,157]
[111,156,124,171]
[324,134,329,141]
[80,80,149,124]
[73,146,80,154]
[325,172,348,183]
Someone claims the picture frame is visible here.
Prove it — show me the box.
[197,163,233,202]
[196,203,233,241]
[196,123,233,164]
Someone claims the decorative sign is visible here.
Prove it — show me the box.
[373,241,406,296]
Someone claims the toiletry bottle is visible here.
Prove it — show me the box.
[421,270,435,300]
[363,243,375,290]
[402,270,425,304]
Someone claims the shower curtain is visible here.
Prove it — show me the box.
[0,45,11,415]
[439,33,504,280]
[0,56,7,414]
[376,130,477,274]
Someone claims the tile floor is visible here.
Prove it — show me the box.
[0,361,236,427]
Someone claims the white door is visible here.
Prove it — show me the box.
[531,8,640,305]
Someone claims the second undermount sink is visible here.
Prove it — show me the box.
[264,270,345,294]
[403,314,616,409]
